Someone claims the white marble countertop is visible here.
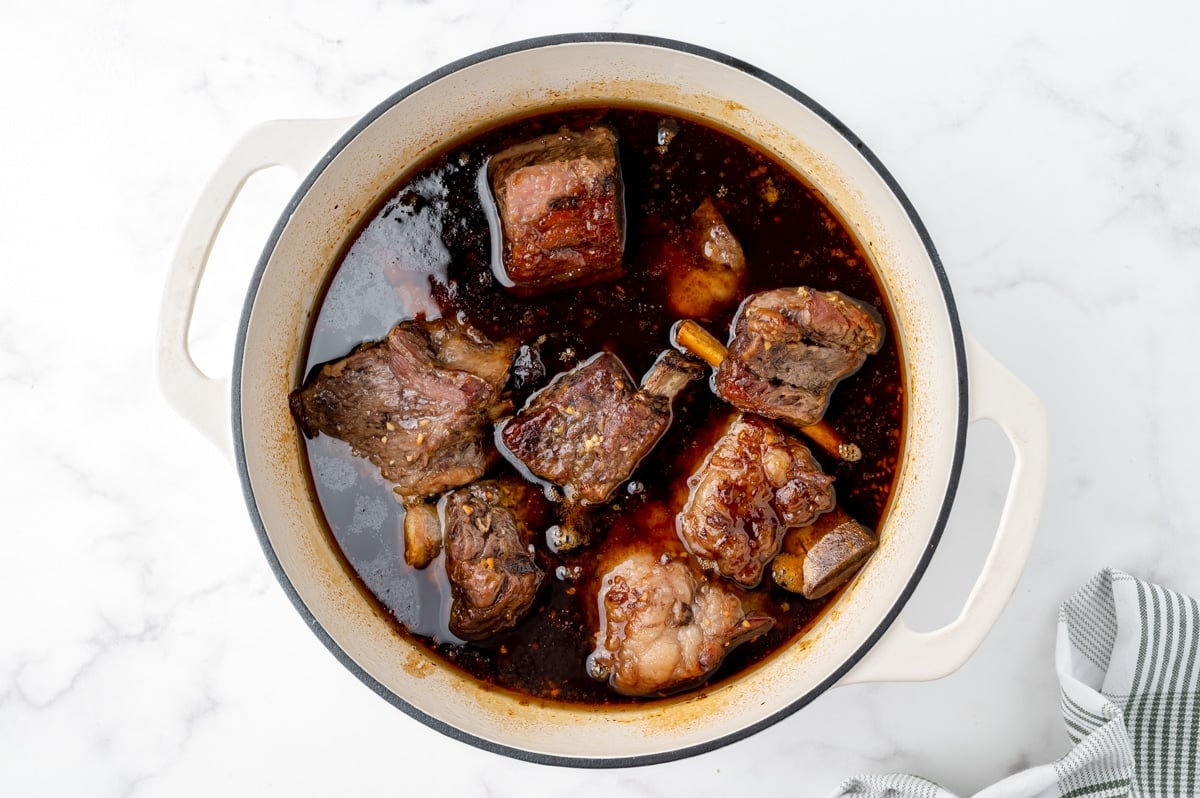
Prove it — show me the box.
[4,1,1199,795]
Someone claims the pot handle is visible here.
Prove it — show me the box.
[155,117,352,458]
[838,333,1048,685]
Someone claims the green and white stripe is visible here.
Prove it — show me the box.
[830,569,1199,798]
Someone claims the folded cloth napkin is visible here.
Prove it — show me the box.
[831,569,1200,798]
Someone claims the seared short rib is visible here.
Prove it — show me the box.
[290,317,516,499]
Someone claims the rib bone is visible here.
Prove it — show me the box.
[671,319,862,462]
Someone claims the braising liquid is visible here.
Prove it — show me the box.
[298,107,903,704]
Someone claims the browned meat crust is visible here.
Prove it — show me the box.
[290,317,516,499]
[715,287,884,428]
[443,480,545,640]
[676,415,836,588]
[586,550,771,696]
[489,126,625,295]
[500,351,700,505]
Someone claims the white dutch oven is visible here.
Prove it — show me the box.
[157,34,1048,766]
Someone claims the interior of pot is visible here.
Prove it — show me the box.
[234,35,964,765]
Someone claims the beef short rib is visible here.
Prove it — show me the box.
[443,479,546,640]
[715,287,885,428]
[499,350,703,505]
[772,506,877,600]
[290,317,516,499]
[586,550,772,696]
[488,126,624,295]
[676,414,836,588]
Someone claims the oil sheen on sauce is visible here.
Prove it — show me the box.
[299,106,904,705]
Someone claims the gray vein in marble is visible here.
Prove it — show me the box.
[610,0,635,26]
[7,566,257,712]
[1031,75,1198,248]
[114,654,223,798]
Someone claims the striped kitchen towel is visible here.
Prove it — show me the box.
[832,569,1200,798]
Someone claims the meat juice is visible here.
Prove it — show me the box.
[298,107,904,704]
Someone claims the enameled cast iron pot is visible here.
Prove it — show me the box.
[157,34,1048,767]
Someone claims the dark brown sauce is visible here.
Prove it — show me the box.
[300,106,904,705]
